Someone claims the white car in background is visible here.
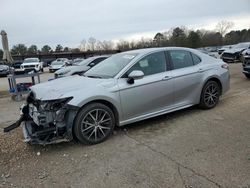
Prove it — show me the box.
[55,56,109,78]
[49,58,71,72]
[21,58,44,72]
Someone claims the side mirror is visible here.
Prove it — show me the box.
[89,62,95,67]
[65,62,71,66]
[127,70,144,84]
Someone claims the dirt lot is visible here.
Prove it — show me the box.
[0,64,249,188]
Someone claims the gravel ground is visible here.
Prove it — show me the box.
[0,63,250,188]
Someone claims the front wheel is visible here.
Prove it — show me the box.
[199,81,221,109]
[74,103,115,145]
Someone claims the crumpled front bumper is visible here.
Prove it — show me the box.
[22,120,69,145]
[3,101,79,145]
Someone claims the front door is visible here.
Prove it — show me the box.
[117,51,174,122]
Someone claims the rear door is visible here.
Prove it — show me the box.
[167,50,203,106]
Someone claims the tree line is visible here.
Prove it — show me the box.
[1,21,250,58]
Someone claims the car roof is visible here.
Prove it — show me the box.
[88,55,110,60]
[121,47,200,55]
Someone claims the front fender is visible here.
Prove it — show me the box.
[67,91,122,121]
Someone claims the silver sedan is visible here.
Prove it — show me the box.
[7,47,230,145]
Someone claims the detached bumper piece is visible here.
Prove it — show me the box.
[3,105,29,132]
[3,115,24,132]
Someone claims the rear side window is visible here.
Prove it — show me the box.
[169,50,193,69]
[191,53,201,65]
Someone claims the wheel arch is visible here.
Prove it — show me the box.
[196,76,223,104]
[74,99,120,127]
[70,98,120,143]
[203,76,223,95]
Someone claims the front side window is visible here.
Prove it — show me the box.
[169,50,193,69]
[125,51,166,77]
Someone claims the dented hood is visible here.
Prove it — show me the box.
[30,75,115,101]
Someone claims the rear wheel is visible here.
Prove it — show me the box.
[74,103,115,144]
[244,74,250,79]
[199,81,221,109]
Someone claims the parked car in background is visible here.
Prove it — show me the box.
[9,47,230,145]
[21,58,44,72]
[198,49,218,58]
[55,56,109,78]
[72,58,85,65]
[242,48,250,78]
[12,60,23,69]
[42,58,56,67]
[0,63,13,77]
[221,42,250,63]
[217,45,233,55]
[49,58,71,72]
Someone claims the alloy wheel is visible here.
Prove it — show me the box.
[204,83,219,107]
[80,109,112,142]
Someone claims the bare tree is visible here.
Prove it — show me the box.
[95,41,103,51]
[116,40,130,51]
[216,20,234,36]
[100,40,114,51]
[88,37,96,51]
[80,39,86,51]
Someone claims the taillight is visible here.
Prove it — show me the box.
[221,64,229,70]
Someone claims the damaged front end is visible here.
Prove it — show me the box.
[4,92,78,145]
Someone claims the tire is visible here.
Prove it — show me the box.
[244,74,250,79]
[73,103,115,145]
[199,81,221,109]
[41,68,44,72]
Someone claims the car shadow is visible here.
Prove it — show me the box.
[29,105,200,153]
[117,105,199,133]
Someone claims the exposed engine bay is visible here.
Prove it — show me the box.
[4,92,78,145]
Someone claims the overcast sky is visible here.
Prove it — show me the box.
[1,0,250,49]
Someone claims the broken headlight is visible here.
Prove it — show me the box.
[40,97,73,111]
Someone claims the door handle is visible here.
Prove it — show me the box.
[198,68,205,73]
[162,76,172,81]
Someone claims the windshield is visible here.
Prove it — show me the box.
[23,58,39,63]
[234,43,250,49]
[84,53,138,78]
